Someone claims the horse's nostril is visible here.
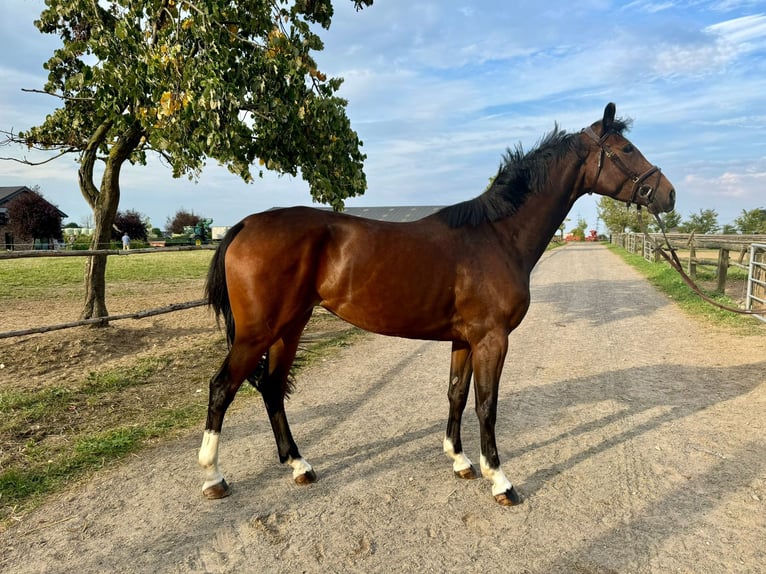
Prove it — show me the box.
[669,189,676,205]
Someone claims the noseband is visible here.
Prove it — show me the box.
[583,126,662,208]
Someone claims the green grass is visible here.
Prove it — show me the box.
[0,346,214,520]
[0,318,362,525]
[1,405,205,507]
[0,250,214,299]
[606,243,763,333]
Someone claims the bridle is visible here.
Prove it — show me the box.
[582,126,663,210]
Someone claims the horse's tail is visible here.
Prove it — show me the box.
[205,221,245,347]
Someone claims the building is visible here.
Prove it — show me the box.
[0,186,68,250]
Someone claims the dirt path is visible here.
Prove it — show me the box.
[2,244,764,573]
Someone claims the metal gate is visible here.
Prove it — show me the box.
[746,243,766,322]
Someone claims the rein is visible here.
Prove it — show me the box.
[638,210,764,316]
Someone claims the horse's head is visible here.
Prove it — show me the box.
[582,103,675,214]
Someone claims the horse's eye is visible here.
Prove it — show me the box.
[622,144,634,153]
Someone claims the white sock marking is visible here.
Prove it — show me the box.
[443,437,473,472]
[287,456,313,479]
[480,455,513,497]
[199,431,225,491]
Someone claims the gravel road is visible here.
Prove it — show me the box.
[2,243,764,573]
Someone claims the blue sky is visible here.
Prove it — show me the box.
[1,0,765,232]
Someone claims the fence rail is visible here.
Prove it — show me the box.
[0,246,215,339]
[0,300,207,340]
[0,244,216,260]
[610,232,766,320]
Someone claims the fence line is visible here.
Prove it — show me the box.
[610,232,765,319]
[0,299,207,340]
[0,244,216,260]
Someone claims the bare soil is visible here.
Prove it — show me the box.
[1,243,765,573]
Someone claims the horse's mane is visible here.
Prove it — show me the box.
[436,119,631,228]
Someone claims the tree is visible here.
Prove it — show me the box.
[113,209,148,242]
[6,189,64,247]
[679,209,720,234]
[734,208,766,234]
[166,209,202,234]
[596,197,641,233]
[569,216,588,240]
[1,0,372,320]
[656,209,682,231]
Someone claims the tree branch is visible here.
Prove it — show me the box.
[21,87,96,103]
[79,120,114,209]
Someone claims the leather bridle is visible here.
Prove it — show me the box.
[582,126,663,210]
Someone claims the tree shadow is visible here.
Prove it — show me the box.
[497,360,765,497]
[530,275,672,327]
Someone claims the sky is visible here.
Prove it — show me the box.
[1,0,766,232]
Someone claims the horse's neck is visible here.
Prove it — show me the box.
[497,160,584,273]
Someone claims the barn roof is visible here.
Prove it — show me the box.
[321,205,444,222]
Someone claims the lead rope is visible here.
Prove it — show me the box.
[637,209,764,316]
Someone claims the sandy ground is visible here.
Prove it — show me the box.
[1,243,765,573]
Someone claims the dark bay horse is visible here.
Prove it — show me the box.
[200,103,676,505]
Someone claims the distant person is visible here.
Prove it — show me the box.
[122,233,130,250]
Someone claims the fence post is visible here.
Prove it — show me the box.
[688,243,696,280]
[716,248,729,294]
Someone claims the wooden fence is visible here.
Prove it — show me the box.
[610,232,766,318]
[0,244,216,260]
[0,246,213,339]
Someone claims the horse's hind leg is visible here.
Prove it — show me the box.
[261,312,316,485]
[199,338,267,499]
[443,342,480,479]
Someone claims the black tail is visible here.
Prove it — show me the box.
[205,221,245,347]
[205,221,270,389]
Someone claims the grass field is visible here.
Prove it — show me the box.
[0,250,215,300]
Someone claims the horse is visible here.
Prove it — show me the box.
[199,103,676,506]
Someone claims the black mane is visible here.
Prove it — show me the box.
[436,119,630,228]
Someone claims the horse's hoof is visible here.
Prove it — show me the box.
[294,469,317,485]
[454,465,480,480]
[203,479,231,500]
[494,486,523,506]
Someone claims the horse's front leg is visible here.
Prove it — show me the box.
[443,341,480,479]
[473,333,522,506]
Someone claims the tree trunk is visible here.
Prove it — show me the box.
[81,253,110,321]
[77,121,144,322]
[80,193,120,321]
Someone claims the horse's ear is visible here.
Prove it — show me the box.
[602,103,616,131]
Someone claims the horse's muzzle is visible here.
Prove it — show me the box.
[649,187,675,214]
